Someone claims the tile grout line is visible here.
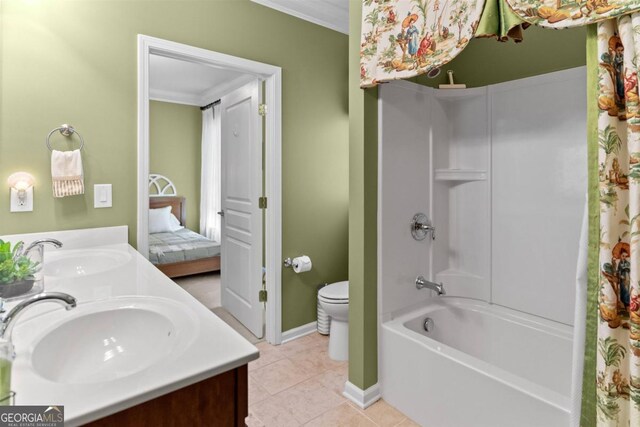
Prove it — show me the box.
[347,400,410,427]
[358,407,384,427]
[257,354,310,396]
[249,352,348,426]
[248,335,355,426]
[390,416,410,427]
[251,350,341,397]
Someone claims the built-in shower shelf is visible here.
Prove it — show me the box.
[434,169,487,181]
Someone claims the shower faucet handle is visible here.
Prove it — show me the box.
[411,213,435,241]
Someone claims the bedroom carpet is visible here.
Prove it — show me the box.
[174,271,221,309]
[174,271,262,344]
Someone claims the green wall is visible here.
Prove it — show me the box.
[0,0,349,333]
[348,3,586,390]
[348,0,379,391]
[149,101,202,231]
[411,25,586,88]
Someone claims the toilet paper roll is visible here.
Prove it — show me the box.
[292,255,312,273]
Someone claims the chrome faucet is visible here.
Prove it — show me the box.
[10,239,63,262]
[0,292,77,341]
[416,276,446,296]
[23,239,63,257]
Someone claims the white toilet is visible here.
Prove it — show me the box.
[318,281,349,361]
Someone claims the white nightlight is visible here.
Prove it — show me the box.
[7,172,35,212]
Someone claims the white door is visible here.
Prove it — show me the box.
[220,80,264,338]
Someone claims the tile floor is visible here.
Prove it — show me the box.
[247,333,418,427]
[174,273,417,425]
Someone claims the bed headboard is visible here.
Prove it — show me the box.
[149,196,186,226]
[149,174,177,197]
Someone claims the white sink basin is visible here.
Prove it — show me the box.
[44,249,131,278]
[28,297,198,384]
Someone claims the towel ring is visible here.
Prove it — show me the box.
[46,124,84,152]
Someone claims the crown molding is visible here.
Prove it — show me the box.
[251,0,348,34]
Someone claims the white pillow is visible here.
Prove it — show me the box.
[169,213,184,232]
[149,206,174,233]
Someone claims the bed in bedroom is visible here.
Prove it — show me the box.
[149,195,221,278]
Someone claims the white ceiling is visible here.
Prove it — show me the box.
[251,0,348,34]
[150,0,349,105]
[149,55,255,106]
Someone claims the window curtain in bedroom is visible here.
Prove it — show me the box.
[582,14,640,426]
[200,104,221,243]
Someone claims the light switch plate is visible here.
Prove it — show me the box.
[94,184,112,208]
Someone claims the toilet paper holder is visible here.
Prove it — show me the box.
[283,256,311,271]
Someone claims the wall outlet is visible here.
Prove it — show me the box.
[94,184,112,208]
[10,188,33,212]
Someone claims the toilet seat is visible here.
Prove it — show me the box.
[317,280,350,361]
[318,296,348,304]
[318,281,348,301]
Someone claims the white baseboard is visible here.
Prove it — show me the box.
[281,321,317,344]
[343,381,382,409]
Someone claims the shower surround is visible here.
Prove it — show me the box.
[377,68,586,426]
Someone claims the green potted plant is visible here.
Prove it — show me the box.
[0,240,40,299]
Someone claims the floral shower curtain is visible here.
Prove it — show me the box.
[595,13,640,425]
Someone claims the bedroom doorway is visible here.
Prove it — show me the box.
[137,35,283,344]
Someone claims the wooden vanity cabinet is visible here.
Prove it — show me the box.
[85,365,248,427]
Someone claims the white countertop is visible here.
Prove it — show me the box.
[3,233,259,426]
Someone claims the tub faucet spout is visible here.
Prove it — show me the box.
[416,276,445,296]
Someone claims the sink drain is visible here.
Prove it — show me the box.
[423,317,434,332]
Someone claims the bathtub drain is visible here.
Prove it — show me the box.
[423,317,434,333]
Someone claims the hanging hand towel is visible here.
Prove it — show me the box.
[51,149,84,197]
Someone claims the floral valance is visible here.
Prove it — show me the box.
[360,0,486,88]
[505,0,640,28]
[360,0,640,88]
[476,0,530,42]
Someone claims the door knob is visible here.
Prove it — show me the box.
[217,211,225,217]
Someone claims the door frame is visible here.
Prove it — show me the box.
[137,35,283,345]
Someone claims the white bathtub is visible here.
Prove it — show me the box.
[380,297,573,427]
